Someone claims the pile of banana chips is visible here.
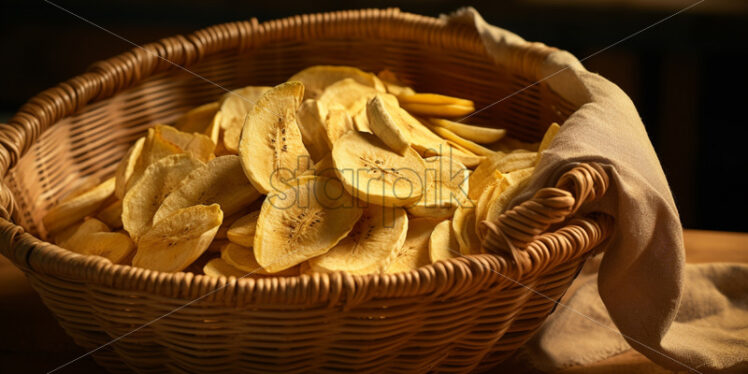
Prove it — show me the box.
[43,66,560,277]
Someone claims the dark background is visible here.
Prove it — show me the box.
[1,0,746,231]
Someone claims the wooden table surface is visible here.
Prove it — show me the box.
[1,229,746,373]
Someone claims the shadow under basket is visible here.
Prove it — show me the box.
[0,8,614,373]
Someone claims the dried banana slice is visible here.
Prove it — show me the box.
[318,79,397,133]
[154,125,215,162]
[296,99,332,162]
[153,155,260,224]
[254,177,362,272]
[537,122,561,158]
[218,86,272,152]
[238,81,312,194]
[332,131,426,207]
[468,151,537,200]
[429,118,506,144]
[122,126,213,197]
[407,156,470,219]
[114,137,145,199]
[226,210,260,247]
[452,204,482,255]
[96,199,123,229]
[68,232,135,264]
[216,212,243,240]
[308,205,408,275]
[325,104,357,147]
[43,177,115,234]
[309,153,338,179]
[221,242,299,276]
[123,154,204,240]
[469,153,506,200]
[385,217,440,273]
[133,204,223,273]
[58,217,109,248]
[497,151,539,173]
[175,101,219,133]
[289,65,385,99]
[429,220,459,263]
[482,167,534,231]
[430,125,495,157]
[367,94,411,155]
[203,258,246,278]
[204,111,222,145]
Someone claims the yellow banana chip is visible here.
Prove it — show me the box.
[221,242,299,276]
[175,101,219,133]
[123,154,204,240]
[96,199,123,230]
[332,131,426,207]
[325,104,357,147]
[154,125,215,162]
[43,177,115,234]
[203,258,246,278]
[308,205,408,274]
[114,137,145,200]
[68,232,135,264]
[385,217,440,273]
[429,118,506,144]
[296,99,332,162]
[482,168,534,232]
[400,103,474,118]
[254,177,362,272]
[153,155,261,224]
[219,87,272,152]
[58,217,109,249]
[429,219,459,263]
[133,204,223,273]
[238,81,313,194]
[289,65,385,99]
[226,210,260,247]
[407,156,470,219]
[452,204,482,255]
[367,94,411,155]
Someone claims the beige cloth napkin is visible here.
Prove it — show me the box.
[445,8,748,372]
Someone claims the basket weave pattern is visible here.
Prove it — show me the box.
[0,9,612,373]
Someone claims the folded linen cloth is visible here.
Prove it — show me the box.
[445,8,748,372]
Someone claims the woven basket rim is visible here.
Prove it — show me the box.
[0,8,607,307]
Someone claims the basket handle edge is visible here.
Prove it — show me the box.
[481,162,610,254]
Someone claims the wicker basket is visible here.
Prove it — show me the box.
[0,8,613,373]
